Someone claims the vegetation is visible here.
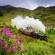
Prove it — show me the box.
[0,5,55,27]
[0,25,55,55]
[0,5,55,55]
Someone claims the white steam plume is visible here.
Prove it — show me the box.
[11,16,46,33]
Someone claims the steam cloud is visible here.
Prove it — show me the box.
[11,16,46,33]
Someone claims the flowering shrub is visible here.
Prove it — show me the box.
[9,46,15,53]
[0,26,55,55]
[14,37,22,51]
[0,38,7,53]
[0,26,22,55]
[2,26,15,38]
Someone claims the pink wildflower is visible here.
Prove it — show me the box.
[14,37,22,51]
[1,41,7,47]
[9,47,15,53]
[0,38,7,52]
[2,26,14,38]
[14,38,21,46]
[0,38,3,42]
[2,47,7,52]
[0,38,6,47]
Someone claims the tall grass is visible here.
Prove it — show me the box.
[0,25,55,55]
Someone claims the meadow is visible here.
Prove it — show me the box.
[0,18,55,55]
[0,5,55,55]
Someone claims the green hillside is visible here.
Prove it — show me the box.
[0,5,55,55]
[0,5,55,27]
[32,6,55,27]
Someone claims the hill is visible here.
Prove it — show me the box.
[0,5,31,16]
[32,6,55,27]
[0,5,55,55]
[0,5,55,27]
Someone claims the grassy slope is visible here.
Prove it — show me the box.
[0,5,55,27]
[0,25,55,55]
[0,5,55,55]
